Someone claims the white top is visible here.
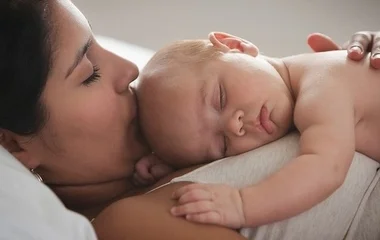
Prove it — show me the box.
[170,133,380,240]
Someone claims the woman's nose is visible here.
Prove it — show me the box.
[225,110,245,136]
[115,57,139,94]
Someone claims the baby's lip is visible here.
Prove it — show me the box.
[259,105,274,134]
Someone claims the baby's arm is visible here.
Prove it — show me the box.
[171,72,356,228]
[94,182,246,240]
[238,73,356,226]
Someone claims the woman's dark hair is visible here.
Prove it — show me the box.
[0,0,54,135]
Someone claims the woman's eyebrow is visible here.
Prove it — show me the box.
[65,37,92,79]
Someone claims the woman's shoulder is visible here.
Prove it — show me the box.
[93,182,245,240]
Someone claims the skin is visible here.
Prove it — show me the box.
[137,33,380,228]
[0,0,378,238]
[137,41,294,168]
[0,1,247,239]
[93,171,246,240]
[1,0,149,214]
[308,31,380,69]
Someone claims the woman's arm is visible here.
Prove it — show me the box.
[93,182,246,240]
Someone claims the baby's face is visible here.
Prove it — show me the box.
[136,52,294,168]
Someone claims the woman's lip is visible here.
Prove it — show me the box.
[259,106,274,134]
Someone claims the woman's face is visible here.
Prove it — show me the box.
[21,0,149,187]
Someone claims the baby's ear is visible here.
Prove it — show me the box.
[208,32,259,57]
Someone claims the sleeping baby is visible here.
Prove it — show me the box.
[132,32,380,228]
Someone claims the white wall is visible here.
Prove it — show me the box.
[73,0,380,56]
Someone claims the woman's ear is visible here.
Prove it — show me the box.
[0,130,40,169]
[208,32,259,57]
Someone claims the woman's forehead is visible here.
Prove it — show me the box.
[48,0,92,77]
[53,0,91,41]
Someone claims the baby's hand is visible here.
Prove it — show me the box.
[171,183,246,229]
[133,154,174,186]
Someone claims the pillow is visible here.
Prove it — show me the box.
[0,36,155,240]
[0,146,97,240]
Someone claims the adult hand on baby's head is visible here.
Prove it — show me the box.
[307,31,380,69]
[133,154,174,186]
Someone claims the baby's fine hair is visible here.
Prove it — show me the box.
[141,39,222,79]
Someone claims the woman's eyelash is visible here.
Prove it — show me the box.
[83,65,101,86]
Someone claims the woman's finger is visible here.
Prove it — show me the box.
[347,31,373,61]
[307,33,341,52]
[370,32,380,69]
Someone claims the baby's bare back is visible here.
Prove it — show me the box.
[286,51,380,163]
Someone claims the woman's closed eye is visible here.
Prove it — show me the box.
[82,65,101,86]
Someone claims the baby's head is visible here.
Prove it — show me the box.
[135,32,294,168]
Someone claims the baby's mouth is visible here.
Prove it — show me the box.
[259,105,274,134]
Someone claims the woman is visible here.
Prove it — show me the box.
[0,0,378,239]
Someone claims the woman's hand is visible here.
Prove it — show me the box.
[307,31,380,69]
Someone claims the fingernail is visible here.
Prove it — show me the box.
[170,207,177,215]
[372,53,380,69]
[349,46,363,54]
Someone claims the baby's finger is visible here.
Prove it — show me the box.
[172,183,204,199]
[347,31,372,61]
[171,200,213,216]
[132,172,154,186]
[150,163,174,180]
[370,32,380,69]
[178,189,212,204]
[186,211,221,225]
[135,160,153,180]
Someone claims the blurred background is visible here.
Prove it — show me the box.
[73,0,380,57]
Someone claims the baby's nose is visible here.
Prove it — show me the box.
[226,110,245,136]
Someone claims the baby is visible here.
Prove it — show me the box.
[133,32,380,228]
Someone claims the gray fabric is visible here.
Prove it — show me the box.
[345,167,380,240]
[170,132,380,240]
